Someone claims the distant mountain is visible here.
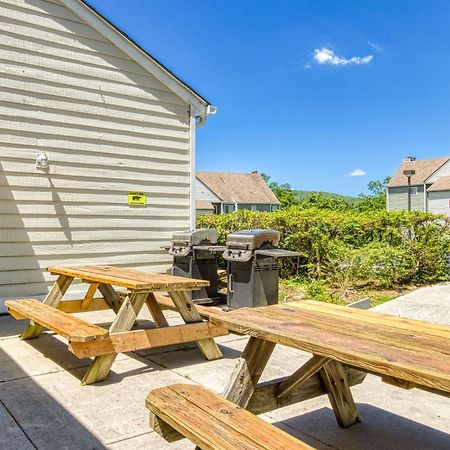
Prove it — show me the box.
[295,190,358,204]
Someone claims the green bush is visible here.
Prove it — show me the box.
[198,208,450,287]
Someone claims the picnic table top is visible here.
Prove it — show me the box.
[47,265,210,291]
[210,300,450,394]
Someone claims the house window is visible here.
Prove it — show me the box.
[251,205,257,211]
[410,187,418,195]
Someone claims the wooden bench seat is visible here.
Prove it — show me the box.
[146,384,313,450]
[6,298,108,343]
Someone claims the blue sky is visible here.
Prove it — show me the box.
[88,0,450,195]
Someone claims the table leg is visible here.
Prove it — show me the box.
[223,337,276,407]
[81,291,148,385]
[21,275,74,340]
[319,360,360,427]
[98,283,122,313]
[146,293,169,327]
[169,291,222,361]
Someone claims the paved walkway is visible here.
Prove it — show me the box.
[0,288,449,449]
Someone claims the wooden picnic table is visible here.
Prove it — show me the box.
[6,265,227,385]
[207,300,450,428]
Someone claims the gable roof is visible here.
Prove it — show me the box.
[388,157,450,187]
[61,0,212,116]
[196,200,215,210]
[196,172,280,205]
[427,176,450,192]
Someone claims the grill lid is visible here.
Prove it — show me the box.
[225,229,280,251]
[169,229,219,256]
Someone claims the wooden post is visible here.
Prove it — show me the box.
[223,337,276,407]
[98,283,122,313]
[81,291,148,385]
[169,290,223,361]
[319,360,360,427]
[146,292,169,327]
[21,275,74,340]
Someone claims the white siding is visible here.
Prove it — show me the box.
[426,160,450,184]
[195,178,221,203]
[428,191,450,216]
[0,0,191,303]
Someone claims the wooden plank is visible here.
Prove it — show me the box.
[210,307,450,394]
[6,298,108,342]
[147,384,312,450]
[58,297,110,313]
[145,293,169,327]
[98,283,122,314]
[21,274,74,339]
[319,361,360,428]
[48,265,209,290]
[169,291,223,361]
[68,322,229,357]
[81,291,148,385]
[277,355,330,399]
[154,294,227,320]
[265,304,450,357]
[223,337,276,408]
[289,300,450,339]
[80,283,99,310]
[247,367,367,415]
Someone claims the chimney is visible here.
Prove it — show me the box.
[404,156,417,162]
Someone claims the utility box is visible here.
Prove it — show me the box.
[168,229,225,305]
[223,229,299,309]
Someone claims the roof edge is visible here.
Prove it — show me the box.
[61,0,211,115]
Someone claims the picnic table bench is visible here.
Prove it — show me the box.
[6,265,227,385]
[146,384,313,449]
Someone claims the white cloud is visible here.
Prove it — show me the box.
[313,48,373,66]
[348,168,367,177]
[368,41,382,52]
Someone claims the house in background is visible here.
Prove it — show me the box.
[0,0,214,307]
[387,156,450,215]
[196,172,280,214]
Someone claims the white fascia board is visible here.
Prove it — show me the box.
[61,0,209,116]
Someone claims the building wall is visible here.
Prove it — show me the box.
[426,160,450,184]
[195,178,221,203]
[237,203,276,212]
[0,0,192,301]
[196,208,214,215]
[428,191,450,216]
[387,185,425,211]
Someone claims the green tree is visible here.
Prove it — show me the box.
[261,173,299,209]
[355,176,391,211]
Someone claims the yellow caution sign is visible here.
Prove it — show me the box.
[128,192,146,206]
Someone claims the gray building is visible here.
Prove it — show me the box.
[387,156,450,216]
[196,172,280,214]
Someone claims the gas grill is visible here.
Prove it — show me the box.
[223,229,299,309]
[168,229,225,305]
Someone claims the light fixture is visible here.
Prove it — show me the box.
[35,152,49,170]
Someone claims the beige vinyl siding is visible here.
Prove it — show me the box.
[387,186,425,211]
[428,191,450,216]
[0,0,191,301]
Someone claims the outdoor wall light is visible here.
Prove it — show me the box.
[35,152,49,170]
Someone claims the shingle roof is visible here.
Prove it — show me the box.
[196,172,280,205]
[388,157,449,187]
[427,176,450,192]
[196,200,214,210]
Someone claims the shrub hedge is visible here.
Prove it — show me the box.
[197,208,450,287]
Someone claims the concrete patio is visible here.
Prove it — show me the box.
[1,287,449,449]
